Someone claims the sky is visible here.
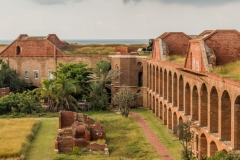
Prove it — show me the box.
[0,0,240,39]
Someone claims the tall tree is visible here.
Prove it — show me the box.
[0,59,28,93]
[52,62,91,101]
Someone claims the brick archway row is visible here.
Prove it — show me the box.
[146,62,240,156]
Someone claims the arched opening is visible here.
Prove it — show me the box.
[156,67,159,94]
[200,84,208,126]
[153,65,155,92]
[150,64,152,90]
[163,105,167,125]
[168,108,172,129]
[137,90,143,107]
[192,86,198,121]
[138,72,143,87]
[16,46,21,55]
[153,96,155,113]
[105,87,111,103]
[160,101,163,119]
[179,75,184,111]
[156,98,159,117]
[149,93,151,110]
[185,83,190,115]
[160,68,163,97]
[221,90,231,141]
[164,69,167,99]
[234,96,240,149]
[173,112,177,133]
[210,141,218,157]
[179,116,183,125]
[168,71,172,103]
[200,134,207,160]
[147,64,149,88]
[210,87,218,133]
[173,73,177,107]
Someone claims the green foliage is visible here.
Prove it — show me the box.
[207,151,240,160]
[113,88,138,117]
[52,62,91,101]
[88,60,118,111]
[174,122,196,160]
[0,90,42,115]
[0,59,28,93]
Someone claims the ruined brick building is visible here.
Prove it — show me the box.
[1,30,240,159]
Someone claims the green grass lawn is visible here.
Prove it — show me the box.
[131,108,183,160]
[23,109,182,160]
[25,118,58,160]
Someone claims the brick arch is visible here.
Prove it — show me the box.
[173,112,177,133]
[164,69,167,99]
[234,96,240,149]
[156,98,159,117]
[200,83,208,127]
[153,65,155,92]
[179,116,183,125]
[160,68,163,97]
[147,64,150,88]
[150,64,152,90]
[152,96,155,113]
[179,75,184,111]
[156,66,159,94]
[149,93,152,110]
[173,73,177,107]
[192,85,199,121]
[168,108,172,129]
[200,133,207,160]
[168,71,172,103]
[210,141,218,157]
[221,90,231,141]
[210,86,218,133]
[185,82,191,115]
[163,105,167,125]
[160,101,163,119]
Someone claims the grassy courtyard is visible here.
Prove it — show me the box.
[0,118,38,159]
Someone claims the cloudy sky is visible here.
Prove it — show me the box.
[0,0,240,39]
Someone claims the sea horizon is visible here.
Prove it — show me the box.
[0,39,149,45]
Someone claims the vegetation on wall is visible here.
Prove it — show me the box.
[0,59,28,93]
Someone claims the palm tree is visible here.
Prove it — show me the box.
[53,77,78,111]
[33,79,56,111]
[89,60,118,94]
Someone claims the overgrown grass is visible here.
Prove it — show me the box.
[211,60,240,81]
[54,111,159,160]
[62,43,147,55]
[0,118,39,159]
[166,55,186,66]
[131,108,183,160]
[25,118,58,160]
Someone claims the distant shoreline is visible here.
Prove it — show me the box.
[0,39,149,45]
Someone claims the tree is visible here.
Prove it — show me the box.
[52,62,91,101]
[52,77,78,111]
[113,87,138,117]
[88,60,118,110]
[174,122,196,160]
[89,60,118,94]
[0,59,28,93]
[33,79,56,112]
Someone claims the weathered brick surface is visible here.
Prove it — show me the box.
[0,87,10,98]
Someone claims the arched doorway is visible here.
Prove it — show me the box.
[192,86,198,121]
[168,71,172,103]
[173,73,177,107]
[234,96,240,149]
[179,75,184,111]
[200,84,208,126]
[168,108,172,129]
[210,141,218,157]
[200,134,207,160]
[185,83,190,115]
[221,91,231,141]
[210,87,218,133]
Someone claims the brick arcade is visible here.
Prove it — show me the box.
[1,30,240,159]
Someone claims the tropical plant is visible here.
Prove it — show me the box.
[52,62,91,101]
[174,122,196,160]
[113,87,138,117]
[52,77,78,111]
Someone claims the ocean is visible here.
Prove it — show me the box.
[0,39,148,45]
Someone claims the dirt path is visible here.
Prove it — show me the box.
[130,112,175,160]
